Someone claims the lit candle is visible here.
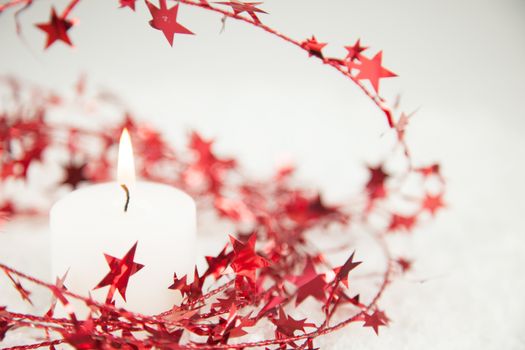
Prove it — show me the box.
[50,129,196,316]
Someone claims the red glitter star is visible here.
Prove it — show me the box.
[355,51,397,93]
[333,252,361,288]
[146,0,194,46]
[119,0,136,11]
[35,7,74,49]
[94,242,144,302]
[344,39,367,61]
[272,307,314,337]
[214,1,267,23]
[301,36,327,59]
[290,259,327,306]
[229,234,269,284]
[363,310,389,335]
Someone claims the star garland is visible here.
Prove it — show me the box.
[0,1,445,349]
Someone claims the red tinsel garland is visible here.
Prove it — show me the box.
[0,1,445,349]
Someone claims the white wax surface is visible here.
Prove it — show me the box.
[49,182,196,316]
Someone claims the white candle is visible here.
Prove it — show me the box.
[50,129,196,316]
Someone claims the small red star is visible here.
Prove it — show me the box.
[94,242,144,302]
[290,259,327,306]
[396,258,412,273]
[363,310,388,335]
[416,164,441,177]
[344,39,368,61]
[61,162,87,189]
[421,193,445,216]
[333,252,361,288]
[271,307,315,337]
[214,1,267,22]
[119,0,136,11]
[146,0,194,46]
[388,214,417,232]
[35,7,74,49]
[301,36,327,59]
[366,165,388,200]
[355,51,397,93]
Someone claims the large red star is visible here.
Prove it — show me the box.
[146,0,194,46]
[229,234,269,284]
[94,242,144,302]
[355,51,397,93]
[35,7,74,49]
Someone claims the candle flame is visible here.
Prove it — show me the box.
[118,128,136,188]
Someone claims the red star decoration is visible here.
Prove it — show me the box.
[416,164,441,178]
[366,165,388,200]
[289,259,327,306]
[146,0,194,46]
[421,193,445,216]
[363,310,389,335]
[168,267,203,299]
[214,1,267,23]
[396,258,412,273]
[229,234,269,284]
[388,214,417,232]
[271,307,314,337]
[35,7,74,49]
[119,0,136,11]
[285,193,345,226]
[61,162,88,189]
[344,39,367,61]
[355,51,397,93]
[205,245,232,279]
[301,36,327,59]
[94,241,144,302]
[333,252,361,288]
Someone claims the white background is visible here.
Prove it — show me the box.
[1,0,525,348]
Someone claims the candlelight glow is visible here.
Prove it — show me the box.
[117,128,136,188]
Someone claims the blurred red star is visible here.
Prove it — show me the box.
[35,7,73,49]
[388,214,417,232]
[146,0,194,46]
[215,1,267,22]
[422,193,445,215]
[344,39,367,61]
[119,0,136,11]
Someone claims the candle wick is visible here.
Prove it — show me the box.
[120,184,130,212]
